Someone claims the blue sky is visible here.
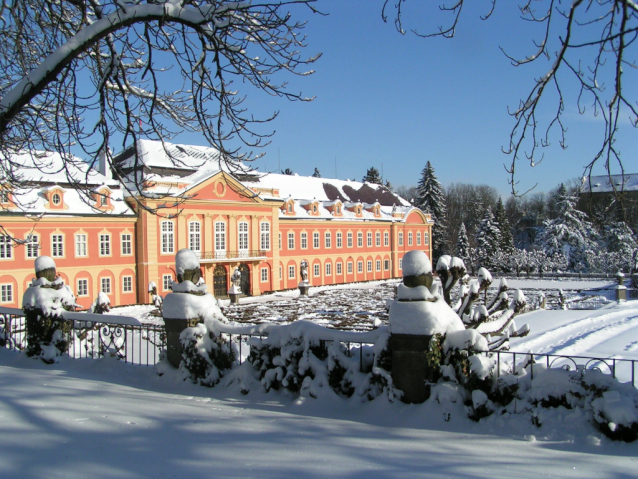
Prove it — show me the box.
[175,1,638,197]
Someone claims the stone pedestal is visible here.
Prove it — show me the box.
[616,285,627,302]
[390,333,435,404]
[228,292,241,304]
[298,284,310,296]
[163,317,202,368]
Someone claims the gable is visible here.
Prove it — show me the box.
[406,210,428,225]
[186,172,261,203]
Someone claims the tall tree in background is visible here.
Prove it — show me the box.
[362,167,382,184]
[494,197,514,253]
[535,184,598,271]
[475,207,501,270]
[416,161,448,261]
[455,222,470,265]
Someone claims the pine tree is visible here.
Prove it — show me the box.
[494,196,514,252]
[416,161,448,261]
[384,179,393,191]
[604,221,637,255]
[535,184,598,271]
[312,168,321,178]
[455,223,470,264]
[362,167,382,184]
[475,207,502,270]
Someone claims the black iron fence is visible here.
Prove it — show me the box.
[1,306,636,388]
[489,349,637,388]
[0,307,165,366]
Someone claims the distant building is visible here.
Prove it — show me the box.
[579,174,638,230]
[0,141,433,308]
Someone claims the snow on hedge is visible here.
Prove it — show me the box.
[175,248,200,276]
[34,255,56,273]
[402,250,432,276]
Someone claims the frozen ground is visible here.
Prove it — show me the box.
[2,277,637,478]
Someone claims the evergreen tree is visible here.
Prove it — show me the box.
[362,167,382,184]
[494,196,514,252]
[312,168,321,178]
[535,183,598,271]
[384,179,393,191]
[416,161,448,261]
[475,207,502,270]
[281,168,294,175]
[455,223,470,264]
[604,221,637,255]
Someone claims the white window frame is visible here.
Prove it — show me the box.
[288,232,295,250]
[325,262,332,276]
[301,232,308,249]
[384,232,389,247]
[161,221,174,254]
[347,262,353,274]
[376,260,381,272]
[313,232,320,249]
[367,232,372,247]
[357,232,363,248]
[123,276,133,293]
[314,264,320,277]
[75,234,87,257]
[288,265,295,279]
[189,221,201,255]
[357,261,363,273]
[0,235,14,260]
[51,234,64,258]
[26,234,39,259]
[417,232,421,246]
[238,222,249,254]
[347,232,353,248]
[408,232,413,246]
[384,259,390,271]
[76,279,88,297]
[336,262,343,275]
[336,232,343,248]
[0,284,13,303]
[101,277,111,295]
[260,222,271,250]
[261,268,268,282]
[99,234,111,256]
[163,274,173,291]
[367,260,373,273]
[399,258,403,270]
[215,221,226,254]
[398,232,404,247]
[376,232,381,247]
[121,233,132,256]
[325,232,331,249]
[424,232,430,245]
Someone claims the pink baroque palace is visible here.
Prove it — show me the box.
[0,140,433,309]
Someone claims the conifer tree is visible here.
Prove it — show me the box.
[535,184,598,271]
[455,223,470,264]
[475,207,501,269]
[494,196,514,252]
[416,161,448,261]
[362,167,382,184]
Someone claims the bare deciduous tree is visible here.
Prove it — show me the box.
[0,0,320,213]
[383,0,638,195]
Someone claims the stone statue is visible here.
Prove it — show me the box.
[231,267,242,288]
[300,260,308,283]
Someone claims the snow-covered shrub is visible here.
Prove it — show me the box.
[180,322,236,387]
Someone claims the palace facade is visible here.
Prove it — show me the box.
[0,141,433,309]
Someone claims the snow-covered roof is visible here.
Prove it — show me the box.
[114,140,423,223]
[581,174,638,194]
[1,151,134,216]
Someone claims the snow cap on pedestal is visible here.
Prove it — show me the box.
[35,255,56,273]
[402,250,432,276]
[175,248,201,284]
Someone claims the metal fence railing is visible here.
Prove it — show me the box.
[0,307,165,366]
[489,350,637,388]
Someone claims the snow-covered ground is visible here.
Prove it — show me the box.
[1,278,637,478]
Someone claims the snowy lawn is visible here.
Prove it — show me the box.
[1,348,637,479]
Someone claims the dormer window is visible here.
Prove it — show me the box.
[357,206,361,215]
[0,190,8,203]
[312,204,317,214]
[100,195,107,206]
[52,193,61,205]
[336,205,341,214]
[287,203,293,213]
